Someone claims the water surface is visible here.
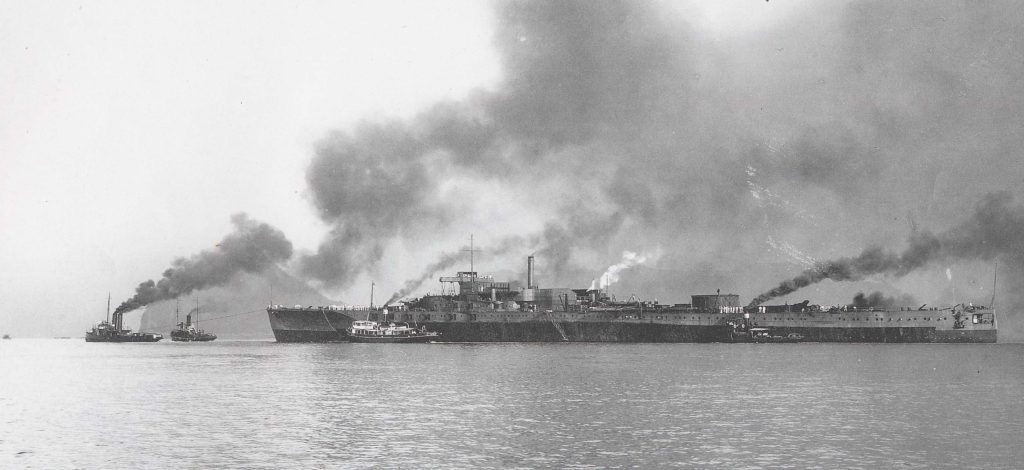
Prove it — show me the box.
[2,340,1022,468]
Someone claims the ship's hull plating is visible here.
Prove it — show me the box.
[85,333,162,342]
[347,334,438,343]
[267,308,996,343]
[267,308,351,342]
[170,333,217,342]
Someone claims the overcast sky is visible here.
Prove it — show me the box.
[3,1,1022,338]
[1,0,497,335]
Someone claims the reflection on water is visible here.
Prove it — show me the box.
[2,340,1022,468]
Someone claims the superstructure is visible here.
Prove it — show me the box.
[267,255,996,343]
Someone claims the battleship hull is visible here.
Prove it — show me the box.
[735,326,996,343]
[419,321,730,342]
[266,257,996,343]
[267,307,352,342]
[267,307,997,343]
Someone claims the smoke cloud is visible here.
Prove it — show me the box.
[850,291,917,310]
[749,192,1024,306]
[297,0,700,289]
[114,213,293,315]
[296,0,1024,332]
[384,250,466,306]
[590,250,657,290]
[384,235,530,305]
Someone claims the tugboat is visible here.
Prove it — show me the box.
[749,328,805,343]
[727,312,804,343]
[2,334,10,340]
[86,293,163,342]
[171,298,217,342]
[346,306,439,343]
[346,320,440,343]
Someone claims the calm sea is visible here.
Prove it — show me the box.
[1,340,1022,469]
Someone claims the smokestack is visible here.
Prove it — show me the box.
[527,255,535,289]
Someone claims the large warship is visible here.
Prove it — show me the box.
[267,255,997,343]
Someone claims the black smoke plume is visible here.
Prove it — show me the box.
[114,214,293,315]
[850,291,917,309]
[384,250,466,306]
[297,0,697,288]
[384,235,530,305]
[750,192,1024,306]
[295,0,1024,325]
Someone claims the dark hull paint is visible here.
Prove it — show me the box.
[735,326,997,343]
[424,321,732,342]
[170,335,217,342]
[268,311,997,343]
[268,308,352,342]
[85,333,162,342]
[267,308,997,343]
[347,334,438,343]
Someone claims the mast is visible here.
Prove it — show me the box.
[470,234,474,299]
[462,234,481,299]
[196,296,200,330]
[106,292,111,324]
[990,261,998,309]
[175,298,180,327]
[368,281,374,321]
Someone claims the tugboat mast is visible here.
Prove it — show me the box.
[367,281,375,321]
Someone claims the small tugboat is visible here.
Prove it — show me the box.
[344,284,439,343]
[346,304,439,343]
[728,313,804,343]
[346,320,440,343]
[86,293,163,343]
[749,328,805,343]
[171,298,217,342]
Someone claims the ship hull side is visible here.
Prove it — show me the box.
[738,326,995,343]
[423,323,996,343]
[266,310,997,343]
[347,334,438,343]
[267,308,354,342]
[423,321,731,343]
[85,334,162,343]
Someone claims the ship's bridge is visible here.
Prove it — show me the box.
[439,271,514,300]
[439,272,494,283]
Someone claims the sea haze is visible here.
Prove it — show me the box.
[1,340,1022,468]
